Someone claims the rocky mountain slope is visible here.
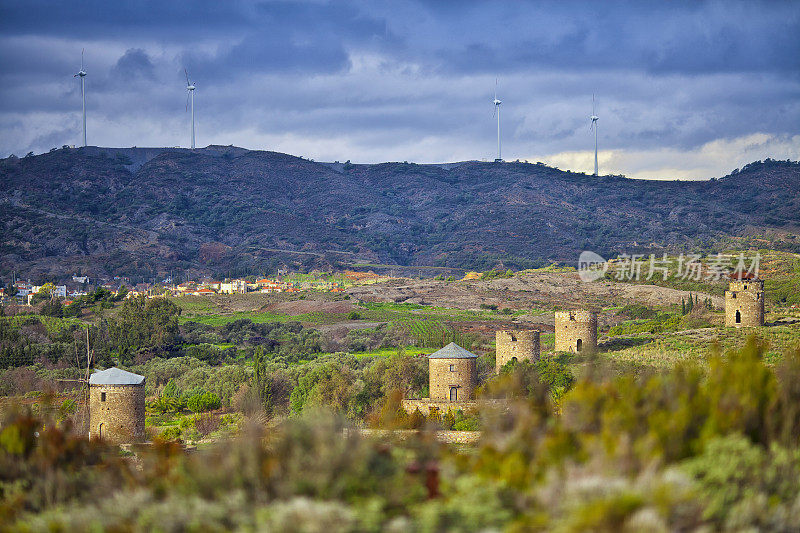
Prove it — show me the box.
[1,145,798,279]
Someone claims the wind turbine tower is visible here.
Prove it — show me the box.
[590,95,599,176]
[185,69,196,149]
[493,79,502,162]
[74,49,87,147]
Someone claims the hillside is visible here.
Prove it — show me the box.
[1,146,799,279]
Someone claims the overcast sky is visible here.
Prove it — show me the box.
[0,0,798,179]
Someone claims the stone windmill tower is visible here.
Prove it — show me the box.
[725,277,765,327]
[428,342,478,403]
[89,367,146,443]
[495,330,540,373]
[554,309,598,353]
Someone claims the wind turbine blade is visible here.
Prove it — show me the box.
[81,48,84,71]
[185,68,190,86]
[186,92,190,112]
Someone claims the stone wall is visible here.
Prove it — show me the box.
[89,383,145,444]
[725,280,765,327]
[358,428,481,444]
[401,399,478,416]
[429,357,476,401]
[495,329,540,373]
[554,309,598,353]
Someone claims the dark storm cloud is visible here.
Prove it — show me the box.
[406,1,800,76]
[0,0,797,177]
[0,0,254,38]
[0,1,797,76]
[179,2,394,77]
[112,49,155,79]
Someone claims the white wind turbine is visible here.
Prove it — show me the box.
[493,78,502,162]
[185,68,196,149]
[74,49,87,146]
[590,94,599,175]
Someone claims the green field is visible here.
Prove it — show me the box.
[0,314,86,336]
[179,309,348,326]
[349,345,425,359]
[603,322,800,368]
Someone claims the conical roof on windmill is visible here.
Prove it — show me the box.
[89,367,145,386]
[428,342,478,359]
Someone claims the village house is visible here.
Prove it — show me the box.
[257,278,286,293]
[198,288,217,295]
[219,279,248,294]
[175,282,196,293]
[199,280,222,291]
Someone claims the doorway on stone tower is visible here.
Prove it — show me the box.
[98,423,103,440]
[736,310,741,324]
[450,387,458,402]
[576,339,583,352]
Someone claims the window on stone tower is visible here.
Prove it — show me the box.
[450,387,458,401]
[576,339,583,352]
[732,293,737,299]
[736,310,741,323]
[101,392,106,402]
[449,364,454,372]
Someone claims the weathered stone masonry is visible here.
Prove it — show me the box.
[554,309,598,353]
[495,329,540,373]
[429,356,477,402]
[401,342,479,414]
[89,368,146,444]
[725,279,764,327]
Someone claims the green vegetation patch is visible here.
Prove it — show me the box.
[604,323,800,368]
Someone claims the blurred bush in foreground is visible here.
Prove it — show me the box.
[2,336,800,531]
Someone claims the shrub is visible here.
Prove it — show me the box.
[159,426,181,441]
[617,304,657,320]
[186,392,221,413]
[39,300,63,318]
[347,311,361,320]
[162,379,179,398]
[452,414,479,431]
[194,413,220,437]
[147,396,185,414]
[681,435,800,529]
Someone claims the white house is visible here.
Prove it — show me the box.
[219,279,247,294]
